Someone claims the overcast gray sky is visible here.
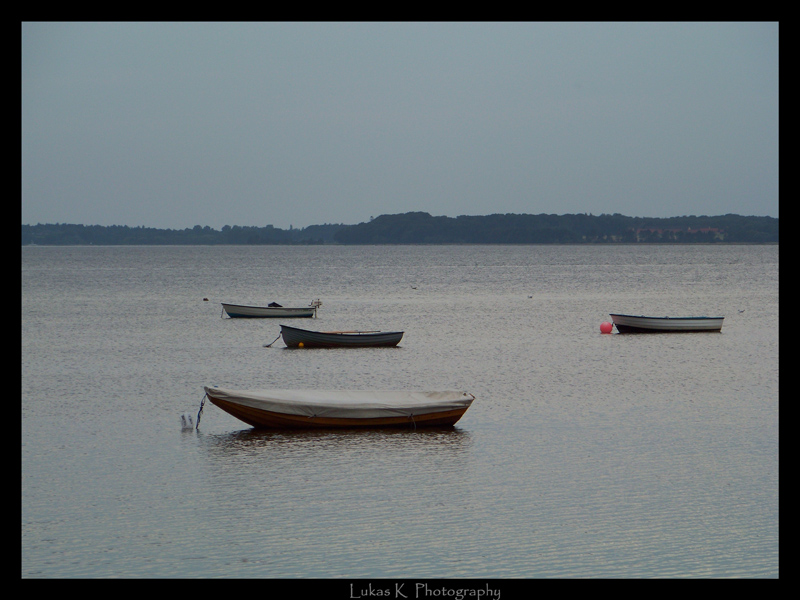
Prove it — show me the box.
[22,22,778,230]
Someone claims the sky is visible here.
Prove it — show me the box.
[21,21,779,230]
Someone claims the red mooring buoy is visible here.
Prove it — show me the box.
[600,321,613,334]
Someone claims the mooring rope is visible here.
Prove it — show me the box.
[263,333,282,348]
[196,393,207,430]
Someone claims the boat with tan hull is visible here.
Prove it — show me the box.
[202,386,474,429]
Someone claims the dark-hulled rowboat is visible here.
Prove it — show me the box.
[280,324,403,348]
[610,313,724,333]
[202,386,474,429]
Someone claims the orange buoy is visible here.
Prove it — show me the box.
[298,342,304,348]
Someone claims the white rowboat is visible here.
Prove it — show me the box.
[221,300,321,318]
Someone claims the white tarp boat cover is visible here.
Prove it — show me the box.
[204,387,474,419]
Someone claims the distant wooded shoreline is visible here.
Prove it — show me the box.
[21,211,778,245]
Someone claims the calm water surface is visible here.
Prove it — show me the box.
[21,244,778,578]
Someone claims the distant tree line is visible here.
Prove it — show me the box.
[20,223,344,246]
[21,212,778,245]
[333,212,778,244]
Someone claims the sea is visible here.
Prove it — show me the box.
[21,244,778,579]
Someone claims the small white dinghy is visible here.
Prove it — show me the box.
[221,299,322,319]
[202,386,475,429]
